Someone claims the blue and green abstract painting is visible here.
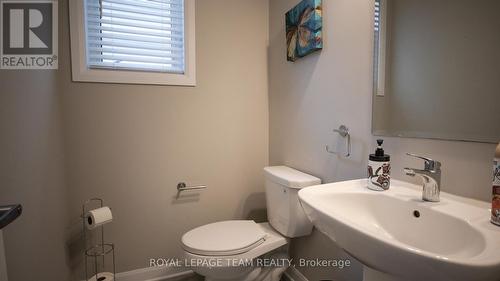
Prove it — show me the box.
[286,0,323,62]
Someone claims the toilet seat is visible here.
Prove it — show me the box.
[181,220,267,256]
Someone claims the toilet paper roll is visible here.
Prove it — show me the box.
[88,272,114,281]
[85,207,113,230]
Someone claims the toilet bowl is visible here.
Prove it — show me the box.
[181,166,321,281]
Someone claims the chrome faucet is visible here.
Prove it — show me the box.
[403,153,441,202]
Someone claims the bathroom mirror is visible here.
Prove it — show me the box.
[372,0,500,143]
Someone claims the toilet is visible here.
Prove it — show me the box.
[181,166,321,281]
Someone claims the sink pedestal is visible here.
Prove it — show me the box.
[363,267,404,281]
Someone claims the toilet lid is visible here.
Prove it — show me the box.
[181,220,267,256]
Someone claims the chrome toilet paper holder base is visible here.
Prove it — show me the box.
[326,125,351,157]
[82,198,116,281]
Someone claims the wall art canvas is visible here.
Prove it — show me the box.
[286,0,323,62]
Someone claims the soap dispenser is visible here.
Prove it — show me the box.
[368,139,391,191]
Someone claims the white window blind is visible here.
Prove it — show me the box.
[85,0,185,73]
[374,0,380,32]
[373,0,386,96]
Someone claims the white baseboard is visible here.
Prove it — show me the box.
[283,266,309,281]
[118,266,196,281]
[83,266,196,281]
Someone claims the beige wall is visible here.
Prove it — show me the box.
[269,0,497,280]
[0,70,70,280]
[58,0,270,277]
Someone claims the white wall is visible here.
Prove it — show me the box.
[269,0,373,279]
[58,0,270,277]
[269,0,497,280]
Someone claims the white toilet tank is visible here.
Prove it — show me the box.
[264,166,321,237]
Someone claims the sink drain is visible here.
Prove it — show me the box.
[413,210,421,218]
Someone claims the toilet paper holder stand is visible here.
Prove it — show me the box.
[82,198,116,281]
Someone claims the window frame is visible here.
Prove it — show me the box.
[69,0,196,86]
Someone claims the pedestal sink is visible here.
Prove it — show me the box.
[298,179,500,281]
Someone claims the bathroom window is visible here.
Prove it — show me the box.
[69,0,196,86]
[374,0,386,96]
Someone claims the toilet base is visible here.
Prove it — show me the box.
[205,263,287,281]
[201,251,289,281]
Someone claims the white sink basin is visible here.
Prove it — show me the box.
[298,179,500,281]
